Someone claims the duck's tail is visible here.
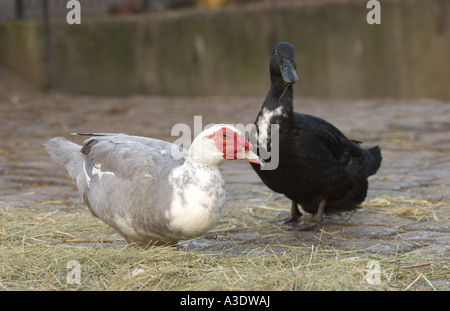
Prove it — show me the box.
[45,137,81,168]
[44,137,88,191]
[366,146,382,176]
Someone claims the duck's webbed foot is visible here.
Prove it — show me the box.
[289,199,326,231]
[270,201,302,225]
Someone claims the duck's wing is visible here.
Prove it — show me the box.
[78,133,187,181]
[293,113,363,162]
[46,133,188,200]
[46,134,188,228]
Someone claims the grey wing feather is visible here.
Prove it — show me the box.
[72,132,125,137]
[80,134,188,181]
[45,137,89,198]
[46,134,187,243]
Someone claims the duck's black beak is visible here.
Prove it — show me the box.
[280,59,299,84]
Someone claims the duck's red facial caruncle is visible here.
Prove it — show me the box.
[209,127,264,166]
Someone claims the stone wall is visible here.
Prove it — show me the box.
[0,0,448,99]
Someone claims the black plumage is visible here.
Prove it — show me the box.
[251,42,382,230]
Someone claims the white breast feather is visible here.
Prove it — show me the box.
[82,160,91,188]
[257,107,283,148]
[167,167,225,239]
[92,164,115,180]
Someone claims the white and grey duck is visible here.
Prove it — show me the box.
[46,125,263,246]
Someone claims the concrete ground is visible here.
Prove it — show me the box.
[0,69,449,288]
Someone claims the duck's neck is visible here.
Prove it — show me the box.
[184,139,226,169]
[184,157,224,170]
[264,77,294,116]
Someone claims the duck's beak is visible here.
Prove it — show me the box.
[243,149,265,166]
[234,136,265,166]
[280,59,299,84]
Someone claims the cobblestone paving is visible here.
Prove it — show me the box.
[0,86,449,288]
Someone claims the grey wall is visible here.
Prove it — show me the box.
[0,0,448,99]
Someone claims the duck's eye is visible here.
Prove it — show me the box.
[244,146,249,152]
[222,133,228,139]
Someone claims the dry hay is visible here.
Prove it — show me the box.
[362,196,447,220]
[0,196,448,291]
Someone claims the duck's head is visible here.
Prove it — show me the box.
[188,124,264,167]
[270,42,299,84]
